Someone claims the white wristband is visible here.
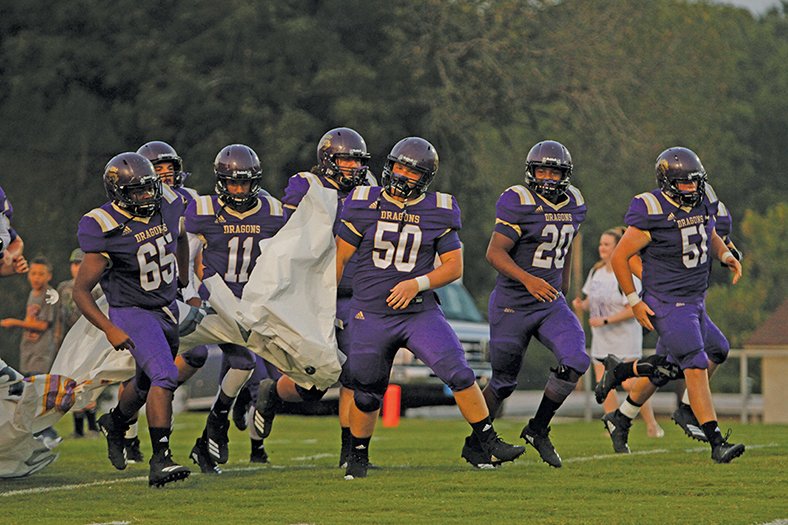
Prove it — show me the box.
[721,252,735,264]
[415,275,431,292]
[626,292,641,307]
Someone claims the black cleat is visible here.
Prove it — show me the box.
[671,403,708,442]
[250,442,269,464]
[97,412,128,470]
[461,434,500,469]
[149,449,191,487]
[190,437,222,474]
[478,430,525,465]
[205,416,230,464]
[521,420,562,468]
[232,387,252,431]
[253,378,280,439]
[602,410,632,454]
[125,437,144,463]
[344,451,369,480]
[594,354,623,404]
[711,435,745,464]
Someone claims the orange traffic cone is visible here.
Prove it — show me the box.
[381,384,401,428]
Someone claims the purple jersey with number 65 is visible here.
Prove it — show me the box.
[77,185,186,309]
[624,184,720,302]
[492,184,587,309]
[337,186,462,315]
[184,194,286,298]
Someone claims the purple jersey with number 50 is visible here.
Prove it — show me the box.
[492,184,587,309]
[77,185,186,309]
[184,194,286,298]
[338,186,462,315]
[625,184,720,302]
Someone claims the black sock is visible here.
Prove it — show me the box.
[73,413,85,436]
[701,420,724,447]
[350,435,371,459]
[110,407,131,430]
[251,438,265,453]
[210,391,234,420]
[149,427,171,456]
[470,416,495,443]
[341,426,351,448]
[86,409,98,432]
[532,396,562,431]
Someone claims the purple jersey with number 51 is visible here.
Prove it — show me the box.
[492,184,587,309]
[625,184,720,302]
[184,194,286,298]
[77,185,186,309]
[337,186,462,315]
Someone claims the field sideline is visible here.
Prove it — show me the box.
[2,413,786,525]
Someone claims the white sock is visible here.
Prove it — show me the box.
[125,421,138,439]
[681,390,690,405]
[220,368,253,398]
[620,399,641,420]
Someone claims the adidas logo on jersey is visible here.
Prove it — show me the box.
[504,308,515,313]
[534,206,544,214]
[214,215,226,223]
[667,212,676,222]
[122,226,133,236]
[354,311,365,320]
[368,202,379,209]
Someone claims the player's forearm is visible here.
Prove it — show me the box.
[487,246,532,286]
[176,232,190,287]
[611,249,638,298]
[73,287,113,334]
[421,254,462,290]
[711,230,734,262]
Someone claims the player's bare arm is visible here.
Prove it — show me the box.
[336,235,357,285]
[611,226,654,331]
[387,247,462,310]
[711,228,742,284]
[486,231,558,303]
[73,252,134,351]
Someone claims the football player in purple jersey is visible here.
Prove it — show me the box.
[249,127,376,468]
[0,186,28,277]
[113,140,202,464]
[596,198,742,447]
[182,144,287,474]
[73,152,191,487]
[336,137,524,479]
[470,140,589,469]
[607,147,745,463]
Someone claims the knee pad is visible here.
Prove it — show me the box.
[445,367,476,392]
[642,355,683,382]
[649,374,671,387]
[220,344,256,371]
[182,346,208,368]
[295,384,327,402]
[552,364,584,383]
[354,390,382,413]
[545,368,579,403]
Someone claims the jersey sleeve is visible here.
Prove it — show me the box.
[493,187,529,242]
[337,186,376,247]
[281,173,316,210]
[77,209,112,254]
[184,196,213,235]
[624,194,654,231]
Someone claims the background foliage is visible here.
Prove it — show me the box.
[1,0,786,368]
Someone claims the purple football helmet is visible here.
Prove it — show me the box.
[524,140,573,202]
[103,152,161,217]
[316,127,371,191]
[137,141,186,187]
[655,147,707,207]
[381,137,439,200]
[214,144,263,211]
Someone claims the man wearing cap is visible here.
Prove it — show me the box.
[55,248,103,438]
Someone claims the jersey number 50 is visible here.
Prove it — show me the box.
[137,233,176,291]
[373,221,422,272]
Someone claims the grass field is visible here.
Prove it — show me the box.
[2,412,786,525]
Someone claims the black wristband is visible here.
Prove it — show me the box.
[603,318,609,325]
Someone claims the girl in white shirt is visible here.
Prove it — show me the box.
[573,227,663,437]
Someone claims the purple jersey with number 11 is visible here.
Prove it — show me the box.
[492,184,587,309]
[338,186,462,315]
[625,185,720,303]
[77,185,186,309]
[184,194,286,299]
